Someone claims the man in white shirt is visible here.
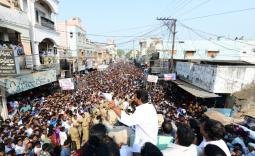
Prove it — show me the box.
[200,118,231,156]
[60,127,67,146]
[109,89,158,155]
[15,139,25,155]
[162,124,202,156]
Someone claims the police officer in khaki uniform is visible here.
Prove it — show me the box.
[81,112,91,145]
[69,124,81,150]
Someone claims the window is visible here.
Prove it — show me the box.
[35,9,46,23]
[207,51,219,58]
[22,0,28,11]
[185,50,196,57]
[36,10,39,22]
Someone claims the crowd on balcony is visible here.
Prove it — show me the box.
[39,49,57,65]
[1,63,255,156]
[0,40,24,55]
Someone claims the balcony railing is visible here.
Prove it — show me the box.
[41,16,55,30]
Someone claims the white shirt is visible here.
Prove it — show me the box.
[118,103,158,153]
[120,145,133,156]
[60,131,67,146]
[162,144,201,156]
[62,121,71,133]
[203,139,231,156]
[15,145,25,155]
[123,101,129,110]
[25,128,33,137]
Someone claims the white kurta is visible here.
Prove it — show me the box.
[118,103,158,153]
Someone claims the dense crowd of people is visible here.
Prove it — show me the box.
[1,62,255,156]
[0,40,24,55]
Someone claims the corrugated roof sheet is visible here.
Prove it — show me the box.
[172,79,220,98]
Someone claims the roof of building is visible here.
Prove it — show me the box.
[172,79,220,98]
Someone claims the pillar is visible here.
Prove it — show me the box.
[21,36,32,55]
[0,88,8,120]
[32,41,41,67]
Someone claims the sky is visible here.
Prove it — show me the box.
[58,0,255,50]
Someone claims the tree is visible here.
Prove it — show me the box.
[125,50,133,59]
[117,49,125,57]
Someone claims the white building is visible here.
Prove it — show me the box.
[28,0,60,67]
[169,40,255,107]
[57,17,87,73]
[139,37,163,56]
[0,0,58,119]
[172,40,255,64]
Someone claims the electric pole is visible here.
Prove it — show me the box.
[157,17,177,73]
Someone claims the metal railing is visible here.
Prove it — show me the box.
[41,16,55,30]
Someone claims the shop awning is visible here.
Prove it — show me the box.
[172,79,220,98]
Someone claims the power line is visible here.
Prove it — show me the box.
[116,25,163,45]
[159,0,178,16]
[94,24,159,34]
[176,0,211,17]
[86,34,156,38]
[181,7,255,21]
[171,0,194,17]
[157,17,177,72]
[178,24,255,58]
[179,22,242,53]
[178,21,255,47]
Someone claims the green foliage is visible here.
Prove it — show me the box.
[117,49,125,57]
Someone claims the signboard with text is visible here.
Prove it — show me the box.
[1,69,56,94]
[164,73,176,81]
[59,78,74,90]
[0,49,16,76]
[147,75,158,83]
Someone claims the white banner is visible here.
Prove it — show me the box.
[147,75,158,83]
[164,73,176,81]
[59,78,74,90]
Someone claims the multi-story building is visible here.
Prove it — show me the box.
[168,39,255,108]
[28,0,60,68]
[93,41,117,65]
[0,0,59,119]
[57,17,87,74]
[84,39,97,69]
[138,37,164,66]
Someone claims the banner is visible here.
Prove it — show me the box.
[164,73,176,81]
[0,49,16,76]
[147,75,158,83]
[101,93,113,101]
[59,78,74,90]
[1,70,56,94]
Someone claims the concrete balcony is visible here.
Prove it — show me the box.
[0,4,29,29]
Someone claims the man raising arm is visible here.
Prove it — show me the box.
[108,90,158,155]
